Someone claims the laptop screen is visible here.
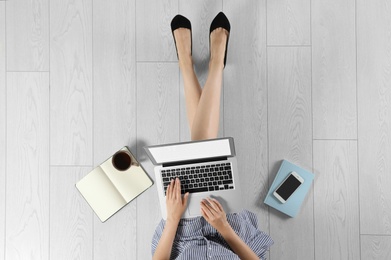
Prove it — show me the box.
[145,138,234,165]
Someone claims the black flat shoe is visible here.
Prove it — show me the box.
[210,12,230,68]
[171,14,192,59]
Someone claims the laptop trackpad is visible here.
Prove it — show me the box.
[187,195,230,216]
[188,196,203,216]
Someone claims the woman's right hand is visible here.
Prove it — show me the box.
[200,197,230,232]
[166,178,189,223]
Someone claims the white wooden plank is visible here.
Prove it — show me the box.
[93,207,136,260]
[92,0,137,259]
[93,0,136,169]
[136,0,178,62]
[50,167,93,260]
[178,1,223,141]
[50,0,93,165]
[267,0,310,45]
[313,140,360,260]
[6,0,49,71]
[178,0,223,83]
[6,72,49,260]
[267,47,313,260]
[136,63,179,259]
[361,235,391,260]
[357,0,391,235]
[93,216,137,260]
[0,3,5,258]
[312,0,357,139]
[178,0,223,141]
[223,0,269,239]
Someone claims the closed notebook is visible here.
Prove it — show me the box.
[76,147,153,222]
[264,160,314,217]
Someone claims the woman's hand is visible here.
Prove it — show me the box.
[200,197,230,233]
[153,178,188,260]
[201,197,260,260]
[166,178,189,223]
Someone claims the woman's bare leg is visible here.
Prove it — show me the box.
[174,29,202,130]
[191,28,228,140]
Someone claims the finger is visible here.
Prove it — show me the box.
[200,207,208,220]
[172,178,178,200]
[171,178,177,200]
[206,198,219,213]
[202,198,214,211]
[201,199,215,217]
[166,183,171,200]
[182,192,189,206]
[175,178,181,199]
[168,179,174,199]
[170,179,175,198]
[200,203,210,219]
[211,198,223,212]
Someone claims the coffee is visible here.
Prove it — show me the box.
[112,151,132,171]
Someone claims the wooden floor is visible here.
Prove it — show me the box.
[1,0,391,259]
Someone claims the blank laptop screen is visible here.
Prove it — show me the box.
[147,138,232,164]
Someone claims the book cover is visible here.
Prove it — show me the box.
[264,160,314,217]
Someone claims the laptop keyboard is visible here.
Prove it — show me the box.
[161,162,234,195]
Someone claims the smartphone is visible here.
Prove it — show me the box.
[273,171,304,203]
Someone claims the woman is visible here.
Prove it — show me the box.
[151,12,273,260]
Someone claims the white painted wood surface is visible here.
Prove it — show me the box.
[136,0,179,62]
[92,0,138,259]
[224,0,269,233]
[50,0,93,165]
[0,3,5,258]
[6,72,49,260]
[312,0,357,139]
[179,0,223,141]
[2,0,391,259]
[93,0,136,164]
[267,0,311,46]
[50,167,93,260]
[314,140,360,260]
[361,235,391,259]
[6,0,49,71]
[357,0,391,236]
[267,47,313,260]
[136,63,180,258]
[179,0,223,83]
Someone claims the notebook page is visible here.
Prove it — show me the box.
[76,166,127,222]
[100,156,152,203]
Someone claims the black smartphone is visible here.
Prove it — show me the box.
[273,171,304,203]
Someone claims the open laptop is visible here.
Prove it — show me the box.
[144,137,243,219]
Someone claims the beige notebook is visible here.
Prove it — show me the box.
[76,147,153,222]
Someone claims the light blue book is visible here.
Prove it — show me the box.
[264,160,314,217]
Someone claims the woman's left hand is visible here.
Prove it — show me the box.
[200,197,230,233]
[166,178,189,223]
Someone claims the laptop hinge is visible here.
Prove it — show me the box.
[162,156,228,168]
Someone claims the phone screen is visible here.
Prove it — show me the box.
[276,174,302,200]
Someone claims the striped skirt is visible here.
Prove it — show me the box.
[151,210,273,260]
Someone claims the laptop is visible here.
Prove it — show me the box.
[144,137,243,219]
